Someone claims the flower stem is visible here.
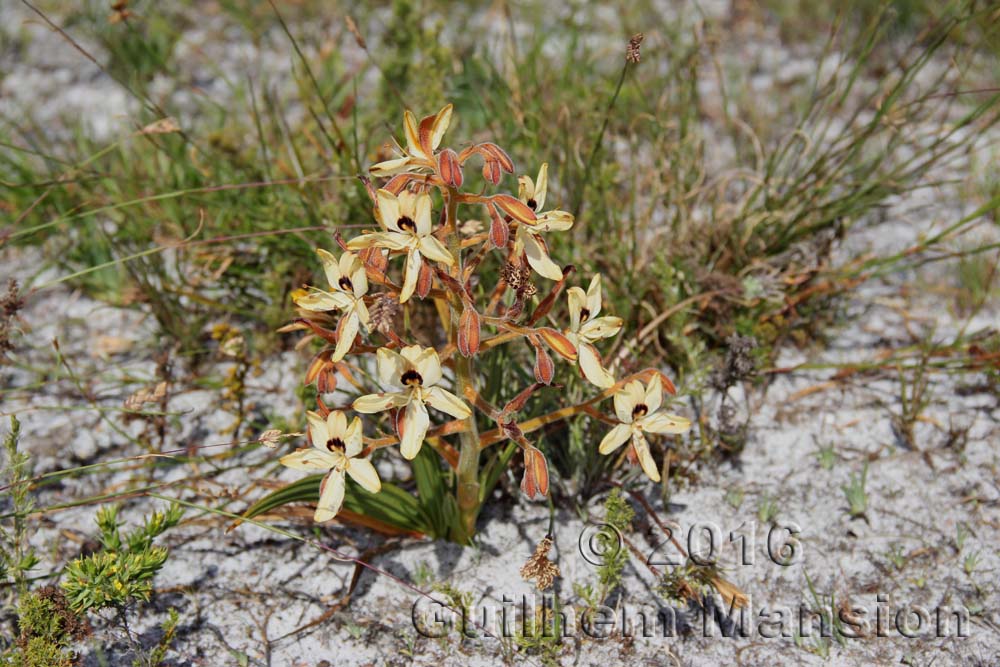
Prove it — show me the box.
[446,188,481,543]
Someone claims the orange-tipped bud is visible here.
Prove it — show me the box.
[537,327,578,361]
[521,447,549,499]
[305,350,338,393]
[437,148,463,188]
[489,205,509,247]
[479,142,514,173]
[457,305,481,357]
[493,194,537,223]
[482,158,502,185]
[416,262,434,299]
[533,344,554,384]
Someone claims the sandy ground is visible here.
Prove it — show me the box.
[3,2,1000,666]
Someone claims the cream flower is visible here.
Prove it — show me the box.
[563,274,622,388]
[280,410,381,522]
[293,249,371,362]
[370,105,453,177]
[347,190,454,303]
[353,345,471,460]
[514,163,574,281]
[598,375,691,482]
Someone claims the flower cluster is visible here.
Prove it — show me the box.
[278,104,691,526]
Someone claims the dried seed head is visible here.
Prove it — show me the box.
[369,293,400,335]
[520,535,560,591]
[626,32,644,64]
[123,381,168,411]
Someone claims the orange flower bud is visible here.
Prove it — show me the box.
[489,205,509,247]
[482,158,502,185]
[457,305,481,357]
[537,327,578,361]
[493,194,537,223]
[416,262,434,299]
[521,447,549,499]
[437,148,463,188]
[533,344,554,384]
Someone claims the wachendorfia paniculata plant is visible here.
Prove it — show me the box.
[245,104,692,544]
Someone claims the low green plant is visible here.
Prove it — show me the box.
[62,503,183,614]
[5,587,91,667]
[0,416,39,597]
[841,463,869,519]
[595,490,634,599]
[757,494,780,524]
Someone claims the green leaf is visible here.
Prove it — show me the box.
[238,474,433,536]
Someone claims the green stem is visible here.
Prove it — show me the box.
[445,188,481,543]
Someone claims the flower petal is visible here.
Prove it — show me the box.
[613,381,642,423]
[350,263,368,298]
[377,347,406,387]
[640,412,691,435]
[370,156,419,177]
[580,316,623,342]
[578,342,615,388]
[294,290,352,312]
[315,470,346,522]
[354,391,408,413]
[430,103,453,151]
[534,163,548,211]
[521,229,564,281]
[306,410,330,449]
[414,192,433,237]
[417,235,454,266]
[404,110,429,159]
[332,310,359,362]
[399,249,422,303]
[632,433,661,482]
[346,458,381,494]
[644,375,663,414]
[423,386,471,419]
[316,248,342,289]
[532,210,573,232]
[411,346,443,387]
[347,232,411,252]
[355,297,371,328]
[518,174,535,205]
[400,398,430,460]
[598,423,632,455]
[586,274,603,319]
[567,286,587,332]
[280,448,336,471]
[344,416,364,457]
[325,410,347,440]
